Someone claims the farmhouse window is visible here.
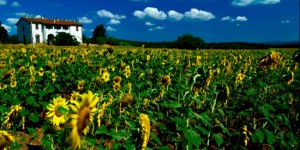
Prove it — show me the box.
[63,26,69,30]
[76,26,78,31]
[22,25,24,31]
[46,25,53,29]
[55,25,61,29]
[35,23,39,30]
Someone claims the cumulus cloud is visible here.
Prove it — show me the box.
[184,8,215,21]
[97,10,126,20]
[235,16,248,21]
[133,7,167,20]
[108,19,121,25]
[220,16,233,21]
[6,18,19,24]
[145,21,155,26]
[221,16,248,22]
[232,0,280,6]
[15,12,29,16]
[0,0,7,5]
[11,1,20,7]
[106,26,116,31]
[168,10,184,21]
[78,17,93,24]
[281,20,290,23]
[1,24,11,32]
[149,26,164,31]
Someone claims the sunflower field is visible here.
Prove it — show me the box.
[0,44,299,150]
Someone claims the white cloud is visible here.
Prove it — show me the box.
[108,19,120,25]
[6,18,19,24]
[11,1,20,7]
[235,16,248,21]
[145,21,155,26]
[168,10,184,21]
[281,20,290,23]
[232,0,280,6]
[133,7,167,20]
[184,8,215,21]
[149,26,164,31]
[1,24,11,32]
[35,15,42,18]
[220,16,233,21]
[78,17,93,24]
[15,12,29,16]
[106,26,116,31]
[97,10,126,20]
[221,16,248,22]
[0,0,7,5]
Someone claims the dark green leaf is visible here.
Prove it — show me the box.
[287,131,296,147]
[245,89,257,95]
[252,130,264,143]
[263,129,276,145]
[20,109,29,117]
[217,109,225,117]
[38,89,47,98]
[184,129,201,148]
[150,132,162,145]
[259,106,270,118]
[213,133,223,147]
[168,101,181,108]
[29,113,39,123]
[95,125,110,135]
[158,146,172,150]
[57,106,68,115]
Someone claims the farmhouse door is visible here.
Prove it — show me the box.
[35,34,40,43]
[48,34,54,44]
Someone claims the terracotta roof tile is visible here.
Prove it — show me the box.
[18,17,82,26]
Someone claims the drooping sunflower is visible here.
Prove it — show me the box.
[46,96,69,128]
[3,105,22,129]
[66,91,100,149]
[139,114,150,150]
[0,130,15,150]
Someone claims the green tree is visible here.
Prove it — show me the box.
[54,32,79,46]
[92,24,107,43]
[174,34,205,50]
[0,21,9,43]
[8,34,19,44]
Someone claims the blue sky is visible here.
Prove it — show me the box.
[0,0,299,42]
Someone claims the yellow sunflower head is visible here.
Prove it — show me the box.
[0,131,15,149]
[102,71,110,82]
[77,80,85,91]
[46,96,69,128]
[67,91,100,150]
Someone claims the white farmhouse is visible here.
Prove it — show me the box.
[16,17,83,44]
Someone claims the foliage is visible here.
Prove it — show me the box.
[8,35,20,44]
[53,32,79,46]
[0,45,299,149]
[0,23,9,43]
[92,24,107,43]
[174,34,205,50]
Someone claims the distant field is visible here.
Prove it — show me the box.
[0,44,299,149]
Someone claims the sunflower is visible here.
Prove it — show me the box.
[77,80,85,91]
[0,130,15,149]
[235,72,246,85]
[159,75,171,88]
[0,83,7,90]
[52,72,56,83]
[3,105,22,129]
[102,71,110,83]
[10,75,17,88]
[113,76,122,83]
[123,65,131,78]
[46,96,69,128]
[113,83,121,92]
[97,94,113,127]
[66,91,100,149]
[139,114,150,150]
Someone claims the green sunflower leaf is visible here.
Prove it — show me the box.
[57,106,68,115]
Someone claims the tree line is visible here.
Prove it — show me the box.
[1,22,299,49]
